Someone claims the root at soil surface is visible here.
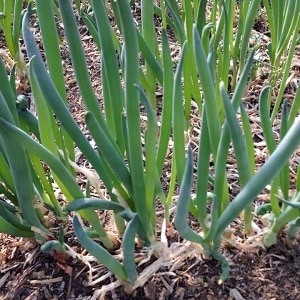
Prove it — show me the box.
[90,240,204,299]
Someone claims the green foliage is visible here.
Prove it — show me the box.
[0,54,49,240]
[263,0,300,121]
[0,0,29,77]
[0,0,300,286]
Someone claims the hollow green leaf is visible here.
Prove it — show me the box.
[172,42,187,184]
[256,203,273,215]
[22,13,113,193]
[73,215,127,280]
[220,83,252,188]
[115,0,147,235]
[215,92,300,245]
[85,112,133,196]
[156,30,173,175]
[175,148,207,248]
[66,198,125,213]
[122,214,139,282]
[0,201,33,233]
[280,197,300,210]
[0,215,34,238]
[193,25,220,159]
[0,97,46,232]
[41,240,64,254]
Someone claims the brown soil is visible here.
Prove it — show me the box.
[1,230,300,299]
[1,2,300,299]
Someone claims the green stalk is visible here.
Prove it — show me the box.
[165,0,186,44]
[196,0,208,34]
[263,0,275,62]
[279,101,289,199]
[29,60,58,157]
[138,85,158,234]
[80,12,101,50]
[0,0,26,76]
[29,153,63,215]
[0,215,34,238]
[270,11,300,122]
[240,103,256,231]
[22,13,113,194]
[22,12,117,247]
[1,0,16,57]
[0,147,15,194]
[275,1,300,64]
[214,51,254,213]
[264,194,300,248]
[296,164,300,193]
[288,84,300,128]
[175,148,210,253]
[141,0,157,108]
[183,0,201,118]
[137,30,163,85]
[214,86,300,247]
[66,198,125,213]
[219,0,232,90]
[35,0,74,160]
[195,106,210,233]
[172,42,187,184]
[220,83,253,233]
[193,25,220,160]
[12,0,22,55]
[231,0,248,89]
[238,0,261,72]
[73,215,127,280]
[0,184,17,206]
[36,0,66,99]
[259,87,281,216]
[156,30,173,175]
[0,117,115,249]
[85,112,133,198]
[0,97,46,233]
[122,214,140,282]
[240,104,255,176]
[153,4,177,34]
[58,0,107,131]
[115,0,148,237]
[90,0,125,151]
[0,56,19,123]
[159,0,167,29]
[166,154,177,210]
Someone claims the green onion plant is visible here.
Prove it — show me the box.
[257,87,300,247]
[1,0,300,287]
[0,0,29,77]
[263,0,300,122]
[8,0,181,283]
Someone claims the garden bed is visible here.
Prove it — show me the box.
[1,1,300,299]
